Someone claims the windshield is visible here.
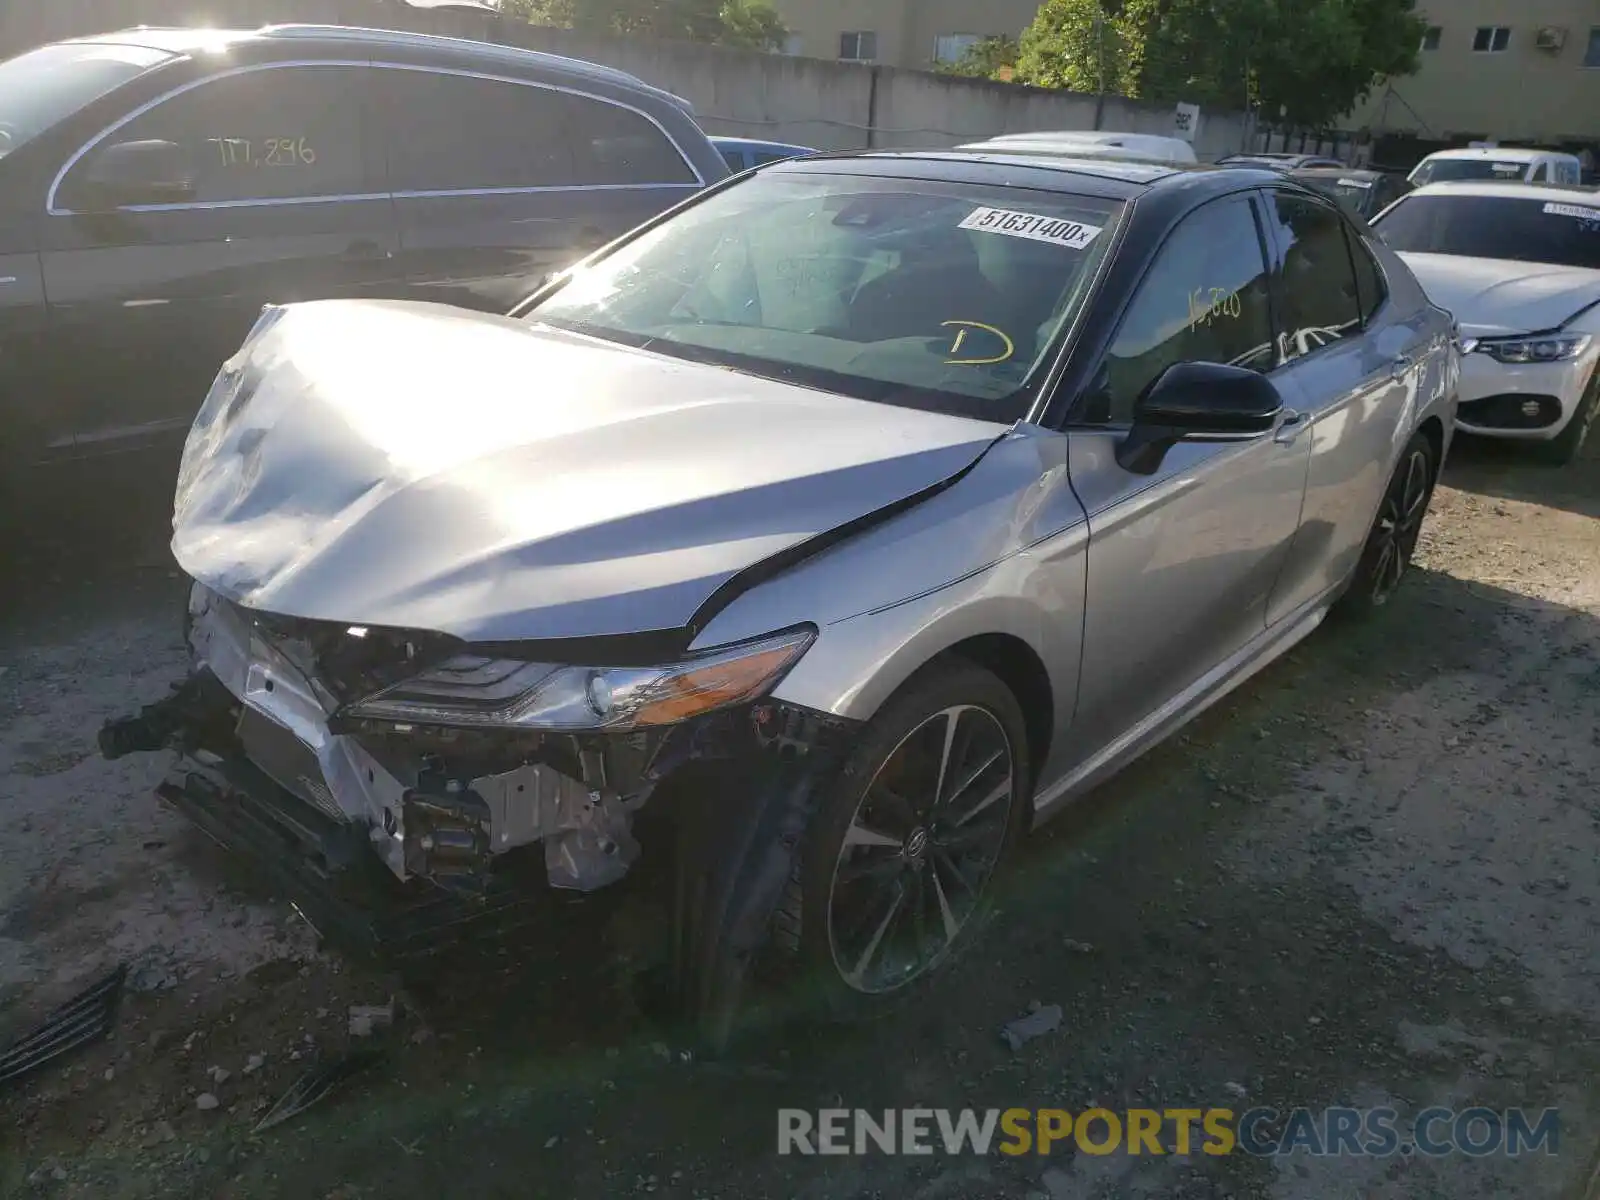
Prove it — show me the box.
[1410,157,1531,185]
[0,41,171,160]
[1373,193,1600,268]
[525,170,1123,420]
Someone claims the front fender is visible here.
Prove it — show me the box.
[688,425,1088,730]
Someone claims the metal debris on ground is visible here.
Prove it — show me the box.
[999,1003,1064,1052]
[0,964,127,1088]
[253,1048,386,1134]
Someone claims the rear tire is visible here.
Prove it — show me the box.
[1335,429,1436,619]
[794,660,1032,1021]
[1532,369,1599,466]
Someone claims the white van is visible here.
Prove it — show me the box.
[1408,147,1581,187]
[958,131,1199,167]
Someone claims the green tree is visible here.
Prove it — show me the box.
[936,35,1021,80]
[1015,0,1423,127]
[499,0,788,50]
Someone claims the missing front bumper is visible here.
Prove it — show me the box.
[153,750,546,960]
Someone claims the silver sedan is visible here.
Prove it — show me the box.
[104,151,1460,1041]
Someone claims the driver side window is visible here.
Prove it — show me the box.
[1090,194,1274,424]
[59,64,368,209]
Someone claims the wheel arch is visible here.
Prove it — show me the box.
[933,633,1055,786]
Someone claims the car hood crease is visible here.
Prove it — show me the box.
[170,300,1008,644]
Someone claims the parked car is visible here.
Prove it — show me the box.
[959,131,1198,166]
[1288,167,1412,220]
[1407,147,1582,188]
[0,25,725,479]
[710,136,815,173]
[1371,181,1600,464]
[102,153,1457,1041]
[1217,152,1345,170]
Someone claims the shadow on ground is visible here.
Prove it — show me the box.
[1443,433,1600,520]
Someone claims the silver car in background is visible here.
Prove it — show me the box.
[103,153,1459,1041]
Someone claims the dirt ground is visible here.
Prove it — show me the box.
[1,439,1597,1199]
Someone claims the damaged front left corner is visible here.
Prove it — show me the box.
[104,583,653,899]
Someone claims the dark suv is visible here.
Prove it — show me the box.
[0,25,725,473]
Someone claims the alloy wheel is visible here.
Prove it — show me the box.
[1368,447,1431,605]
[826,704,1015,995]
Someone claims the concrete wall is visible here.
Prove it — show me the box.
[0,0,1256,159]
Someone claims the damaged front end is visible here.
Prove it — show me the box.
[102,585,852,1029]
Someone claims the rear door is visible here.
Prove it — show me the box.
[376,66,704,313]
[1258,188,1432,621]
[38,60,396,457]
[1064,191,1313,767]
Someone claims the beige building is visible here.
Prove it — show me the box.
[768,0,1043,70]
[1346,1,1600,151]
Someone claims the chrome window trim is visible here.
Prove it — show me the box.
[47,58,707,216]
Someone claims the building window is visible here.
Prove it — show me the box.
[1421,26,1442,51]
[1586,27,1600,66]
[934,33,983,63]
[839,31,877,62]
[1472,26,1511,53]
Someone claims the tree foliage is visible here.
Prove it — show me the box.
[937,36,1021,80]
[499,0,788,51]
[1014,0,1424,126]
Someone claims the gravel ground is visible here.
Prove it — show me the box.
[0,440,1597,1199]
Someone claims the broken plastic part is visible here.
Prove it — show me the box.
[0,964,127,1088]
[253,1047,385,1133]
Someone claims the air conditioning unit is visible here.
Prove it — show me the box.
[1535,26,1568,52]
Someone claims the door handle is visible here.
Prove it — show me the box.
[1390,354,1414,382]
[340,239,391,262]
[1274,408,1310,445]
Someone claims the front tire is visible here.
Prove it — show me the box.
[1336,429,1437,619]
[794,660,1032,1019]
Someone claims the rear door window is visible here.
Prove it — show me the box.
[566,95,697,185]
[1348,229,1387,325]
[62,64,371,205]
[1264,192,1362,361]
[380,70,696,191]
[381,70,579,192]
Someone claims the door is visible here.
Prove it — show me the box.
[0,202,49,464]
[39,62,397,457]
[1064,192,1313,766]
[376,67,702,314]
[1257,189,1429,622]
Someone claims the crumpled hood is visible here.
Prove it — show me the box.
[172,300,1004,643]
[1397,252,1600,337]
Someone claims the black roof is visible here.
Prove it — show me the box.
[769,149,1287,203]
[70,23,689,108]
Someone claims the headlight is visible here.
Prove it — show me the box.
[340,626,816,732]
[1473,333,1592,364]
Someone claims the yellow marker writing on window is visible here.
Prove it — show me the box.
[941,319,1015,365]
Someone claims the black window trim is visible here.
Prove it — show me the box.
[1262,186,1369,366]
[1057,187,1281,431]
[46,58,706,216]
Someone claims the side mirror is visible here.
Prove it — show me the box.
[1116,360,1282,474]
[77,139,195,210]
